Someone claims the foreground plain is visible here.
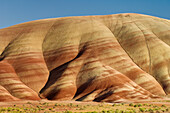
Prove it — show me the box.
[0,99,170,113]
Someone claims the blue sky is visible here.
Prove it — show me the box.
[0,0,170,29]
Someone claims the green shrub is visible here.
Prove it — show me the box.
[161,105,166,107]
[133,105,137,107]
[64,110,72,113]
[27,102,32,104]
[166,108,169,111]
[92,111,98,113]
[139,108,146,112]
[143,103,148,106]
[129,103,134,106]
[119,110,124,113]
[102,110,107,113]
[112,104,116,106]
[115,109,119,113]
[133,109,136,113]
[137,104,142,107]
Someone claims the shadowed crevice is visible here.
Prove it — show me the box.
[39,47,86,99]
[39,61,70,95]
[93,90,114,102]
[73,78,95,100]
[0,55,5,61]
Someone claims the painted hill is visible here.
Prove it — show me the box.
[0,13,169,102]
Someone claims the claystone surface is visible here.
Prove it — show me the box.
[0,13,170,102]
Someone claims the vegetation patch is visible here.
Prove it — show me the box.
[0,101,169,113]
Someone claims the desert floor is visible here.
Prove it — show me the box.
[0,98,170,113]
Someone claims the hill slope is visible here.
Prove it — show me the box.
[0,13,170,102]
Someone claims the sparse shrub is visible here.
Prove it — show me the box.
[161,109,165,112]
[124,110,131,113]
[106,110,113,113]
[129,103,134,106]
[36,105,40,108]
[143,103,148,106]
[70,103,73,106]
[166,108,169,111]
[153,105,158,108]
[64,110,72,113]
[41,102,48,105]
[137,103,142,107]
[154,108,159,111]
[112,104,116,106]
[27,102,31,104]
[133,109,136,113]
[119,110,124,113]
[99,104,104,107]
[148,108,154,113]
[115,109,119,113]
[76,104,79,107]
[161,105,166,107]
[49,108,53,110]
[149,104,152,107]
[139,108,146,112]
[102,110,107,113]
[133,105,137,107]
